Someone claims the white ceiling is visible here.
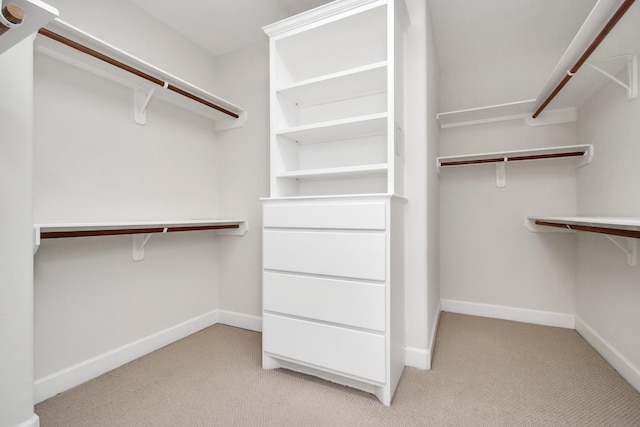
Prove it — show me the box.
[127,0,603,74]
[127,0,334,56]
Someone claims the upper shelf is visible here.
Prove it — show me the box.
[436,99,537,129]
[34,19,246,130]
[0,0,57,55]
[437,0,640,129]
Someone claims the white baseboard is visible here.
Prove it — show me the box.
[441,299,575,329]
[576,316,640,393]
[405,302,441,370]
[218,310,262,332]
[34,310,220,404]
[14,414,39,427]
[405,346,430,370]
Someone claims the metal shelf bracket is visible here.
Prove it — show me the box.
[585,54,638,101]
[496,158,506,188]
[602,234,637,266]
[134,83,167,125]
[132,231,158,261]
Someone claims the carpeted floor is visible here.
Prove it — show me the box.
[36,312,640,426]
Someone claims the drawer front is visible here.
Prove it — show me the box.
[263,201,386,230]
[263,230,386,280]
[263,313,386,383]
[263,272,386,331]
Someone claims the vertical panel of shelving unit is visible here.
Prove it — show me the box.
[266,0,403,198]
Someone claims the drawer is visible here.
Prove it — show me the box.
[263,313,386,383]
[263,230,386,280]
[263,201,386,230]
[263,272,385,331]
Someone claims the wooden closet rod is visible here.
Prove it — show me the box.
[37,28,240,119]
[535,220,640,239]
[532,0,635,118]
[41,224,240,239]
[439,150,586,167]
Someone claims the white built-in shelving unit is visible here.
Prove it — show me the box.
[261,0,407,406]
[34,19,247,129]
[266,0,405,198]
[436,0,640,128]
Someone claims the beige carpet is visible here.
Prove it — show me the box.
[36,312,640,426]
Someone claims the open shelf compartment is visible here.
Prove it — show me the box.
[276,61,387,107]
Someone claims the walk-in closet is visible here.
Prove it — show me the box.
[1,0,639,425]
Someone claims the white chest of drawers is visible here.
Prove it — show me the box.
[261,195,405,405]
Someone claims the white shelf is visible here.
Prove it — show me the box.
[437,144,593,170]
[438,144,593,188]
[436,0,640,129]
[526,216,640,231]
[0,0,57,55]
[277,163,387,180]
[34,19,246,130]
[277,113,387,144]
[526,216,639,265]
[277,61,387,107]
[33,219,248,260]
[436,99,538,129]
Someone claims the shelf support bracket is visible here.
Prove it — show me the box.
[585,54,638,101]
[132,231,159,261]
[496,158,506,188]
[601,233,637,266]
[134,83,167,125]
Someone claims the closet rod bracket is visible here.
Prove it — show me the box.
[215,110,248,131]
[132,231,161,261]
[585,54,638,101]
[602,234,637,266]
[496,158,506,188]
[134,83,168,125]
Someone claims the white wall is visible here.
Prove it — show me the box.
[439,120,578,326]
[438,48,566,112]
[215,41,271,330]
[0,38,38,427]
[575,76,640,390]
[32,0,227,402]
[436,12,582,327]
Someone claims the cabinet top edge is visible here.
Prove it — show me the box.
[260,193,407,202]
[262,0,387,37]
